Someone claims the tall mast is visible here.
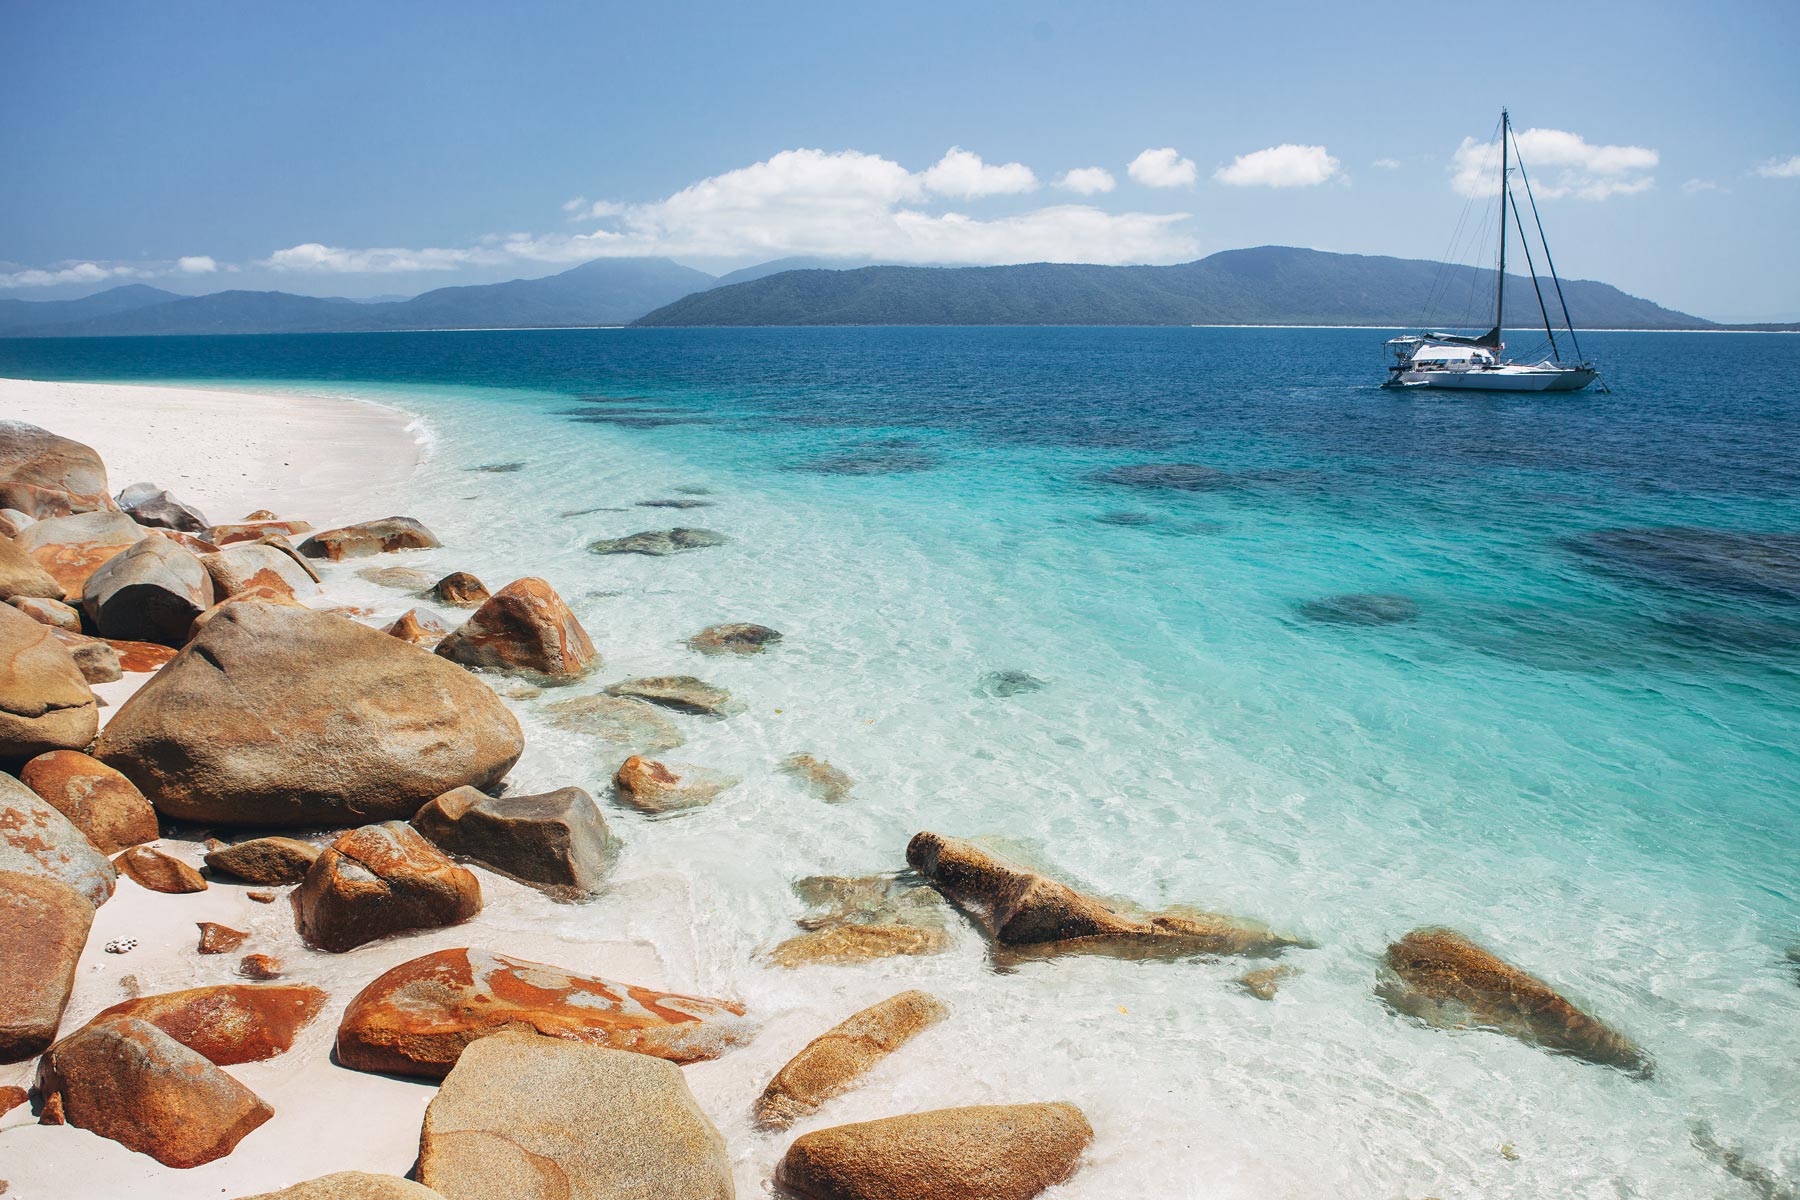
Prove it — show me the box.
[1496,108,1508,339]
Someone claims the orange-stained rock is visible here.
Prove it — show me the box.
[612,755,737,813]
[251,531,322,582]
[0,536,65,602]
[0,1083,26,1115]
[115,845,207,894]
[247,890,277,903]
[187,587,305,641]
[236,1172,448,1199]
[20,750,160,854]
[294,822,482,952]
[89,983,325,1064]
[200,543,319,602]
[239,954,283,980]
[204,836,320,884]
[431,571,489,608]
[755,990,948,1128]
[207,519,313,546]
[243,510,280,521]
[768,924,951,969]
[1377,927,1651,1075]
[7,594,79,630]
[335,946,756,1078]
[385,608,448,648]
[197,922,249,954]
[436,577,597,680]
[0,869,94,1062]
[11,510,145,602]
[298,517,439,561]
[1238,964,1301,1001]
[776,1103,1094,1200]
[94,602,524,827]
[907,831,1303,962]
[0,773,116,906]
[46,628,123,683]
[0,603,99,757]
[0,422,114,519]
[34,1016,274,1168]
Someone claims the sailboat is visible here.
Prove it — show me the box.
[1384,109,1600,392]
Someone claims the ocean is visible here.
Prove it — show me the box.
[5,326,1797,1197]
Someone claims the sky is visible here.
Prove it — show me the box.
[3,0,1797,320]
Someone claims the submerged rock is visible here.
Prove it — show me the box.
[776,1102,1093,1200]
[1088,461,1230,491]
[81,534,216,646]
[358,565,438,591]
[540,692,685,753]
[976,669,1048,697]
[769,924,951,968]
[1237,964,1302,1001]
[204,836,321,884]
[686,621,782,655]
[769,874,951,968]
[0,869,93,1063]
[603,674,740,717]
[435,577,598,680]
[336,946,754,1077]
[1093,510,1155,527]
[89,983,326,1064]
[35,1016,274,1168]
[0,421,113,518]
[19,750,160,854]
[612,756,738,814]
[755,990,948,1128]
[587,527,728,556]
[907,831,1303,962]
[637,497,715,509]
[1377,927,1650,1075]
[412,785,619,899]
[779,753,855,803]
[294,822,482,953]
[790,446,941,476]
[299,516,441,561]
[95,602,524,826]
[1569,526,1800,602]
[469,462,525,473]
[417,1032,733,1200]
[1295,592,1420,626]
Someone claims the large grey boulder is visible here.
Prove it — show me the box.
[81,534,216,646]
[418,1032,733,1200]
[94,601,524,826]
[0,421,113,518]
[117,483,210,533]
[0,771,117,906]
[412,785,619,900]
[0,602,99,758]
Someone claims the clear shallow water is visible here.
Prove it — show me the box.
[5,327,1798,1196]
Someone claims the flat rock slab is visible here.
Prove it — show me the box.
[0,602,99,758]
[358,565,438,591]
[587,527,728,556]
[336,946,755,1078]
[779,753,854,803]
[37,1016,274,1168]
[756,990,948,1128]
[295,822,482,953]
[603,675,740,717]
[235,1173,448,1200]
[299,516,441,561]
[1377,926,1651,1075]
[540,693,684,753]
[686,621,781,655]
[89,983,325,1064]
[0,772,117,907]
[209,519,314,546]
[19,749,160,854]
[776,1102,1093,1200]
[418,1032,732,1200]
[412,785,619,899]
[768,924,950,968]
[0,869,94,1062]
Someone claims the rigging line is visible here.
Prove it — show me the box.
[1510,130,1585,362]
[1421,114,1501,331]
[1507,189,1560,360]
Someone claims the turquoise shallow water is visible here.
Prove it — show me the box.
[5,327,1798,1195]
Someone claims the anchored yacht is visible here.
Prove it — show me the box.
[1385,109,1602,393]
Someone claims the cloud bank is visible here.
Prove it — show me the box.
[1215,144,1341,187]
[1452,127,1657,200]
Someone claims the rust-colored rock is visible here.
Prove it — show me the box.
[385,607,448,648]
[0,870,94,1062]
[19,750,159,854]
[431,572,489,608]
[247,890,277,903]
[294,822,482,952]
[1377,927,1651,1075]
[0,537,64,602]
[252,531,322,582]
[34,1016,274,1167]
[239,953,283,979]
[207,519,313,546]
[244,509,280,522]
[7,594,81,630]
[756,990,949,1128]
[612,755,738,813]
[11,510,145,602]
[436,577,597,680]
[907,831,1303,962]
[94,601,524,826]
[0,1083,26,1115]
[0,422,113,519]
[115,845,207,893]
[780,752,855,803]
[80,533,215,646]
[201,543,320,601]
[46,628,124,683]
[768,924,951,968]
[204,836,321,884]
[1238,964,1301,1001]
[299,517,440,561]
[197,922,249,954]
[90,983,325,1064]
[0,773,116,906]
[776,1103,1094,1200]
[236,1173,448,1199]
[335,946,755,1078]
[0,602,99,757]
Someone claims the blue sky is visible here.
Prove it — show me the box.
[4,0,1797,319]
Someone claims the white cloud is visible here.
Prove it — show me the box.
[177,255,218,274]
[1755,155,1800,179]
[1372,158,1401,170]
[1215,144,1342,188]
[1682,178,1721,194]
[1127,147,1197,188]
[0,261,138,289]
[1452,127,1657,200]
[920,147,1038,198]
[262,242,499,274]
[1056,167,1116,195]
[561,195,588,213]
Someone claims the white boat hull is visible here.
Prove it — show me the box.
[1385,365,1597,393]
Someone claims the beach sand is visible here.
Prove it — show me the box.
[0,377,676,1199]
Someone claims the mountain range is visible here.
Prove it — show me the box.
[1,247,1761,337]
